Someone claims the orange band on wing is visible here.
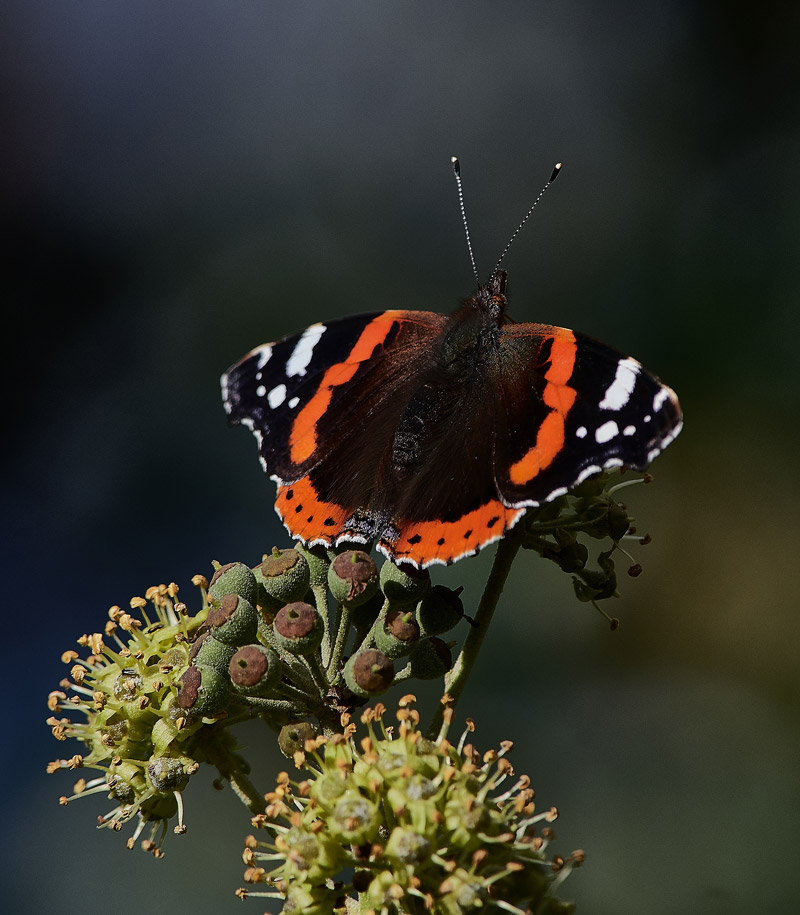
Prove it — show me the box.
[387,500,525,567]
[275,476,352,544]
[509,330,577,486]
[289,314,400,464]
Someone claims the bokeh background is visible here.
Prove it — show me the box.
[5,2,799,912]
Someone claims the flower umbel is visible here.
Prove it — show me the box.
[46,577,260,854]
[241,696,580,915]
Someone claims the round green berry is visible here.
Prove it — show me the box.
[208,561,258,606]
[416,585,464,637]
[205,593,258,647]
[187,631,237,674]
[343,648,394,698]
[257,548,311,606]
[228,644,281,697]
[374,608,420,659]
[272,601,324,655]
[176,664,230,718]
[327,550,378,607]
[278,721,318,758]
[408,636,452,680]
[379,560,430,606]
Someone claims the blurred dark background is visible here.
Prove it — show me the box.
[5,2,799,912]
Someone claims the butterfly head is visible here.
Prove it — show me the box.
[467,269,508,323]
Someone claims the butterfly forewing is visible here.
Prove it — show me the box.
[492,323,682,506]
[222,310,446,487]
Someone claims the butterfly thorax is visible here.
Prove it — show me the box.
[387,293,502,485]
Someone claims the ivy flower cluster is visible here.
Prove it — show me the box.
[241,696,580,915]
[45,468,653,914]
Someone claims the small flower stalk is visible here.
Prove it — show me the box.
[241,696,580,915]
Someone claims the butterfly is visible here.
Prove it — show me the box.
[222,162,682,567]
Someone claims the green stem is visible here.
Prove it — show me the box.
[226,768,268,815]
[313,583,332,667]
[326,602,353,681]
[303,649,330,692]
[426,528,523,739]
[201,734,267,816]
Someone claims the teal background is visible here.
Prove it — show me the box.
[5,2,799,912]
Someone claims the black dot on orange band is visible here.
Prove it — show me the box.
[463,529,472,538]
[324,517,335,526]
[285,489,294,500]
[487,516,500,528]
[408,534,422,544]
[437,537,445,546]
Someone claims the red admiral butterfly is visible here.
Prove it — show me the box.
[222,163,682,568]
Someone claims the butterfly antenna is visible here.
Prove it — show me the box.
[451,156,481,287]
[491,162,562,278]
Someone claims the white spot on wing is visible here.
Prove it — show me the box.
[576,426,587,438]
[599,357,640,410]
[653,387,670,412]
[288,396,300,409]
[256,384,266,398]
[256,346,272,370]
[595,420,619,444]
[646,418,683,462]
[623,425,636,436]
[268,384,287,408]
[287,324,326,377]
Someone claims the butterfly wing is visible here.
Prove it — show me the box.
[223,308,681,568]
[222,310,448,544]
[492,322,682,506]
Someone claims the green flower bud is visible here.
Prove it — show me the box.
[176,664,230,718]
[309,770,348,809]
[327,550,378,607]
[146,756,190,794]
[374,608,421,659]
[607,501,632,541]
[379,560,430,606]
[257,548,311,606]
[228,644,281,696]
[439,868,485,912]
[106,762,143,803]
[384,825,431,865]
[360,870,400,911]
[208,561,258,606]
[282,883,338,915]
[278,721,318,758]
[344,649,394,698]
[205,593,258,647]
[556,540,589,573]
[416,585,464,637]
[281,826,320,872]
[329,791,380,845]
[408,637,452,680]
[272,602,324,655]
[187,631,237,674]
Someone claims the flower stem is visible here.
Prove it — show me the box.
[427,526,523,738]
[326,602,353,682]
